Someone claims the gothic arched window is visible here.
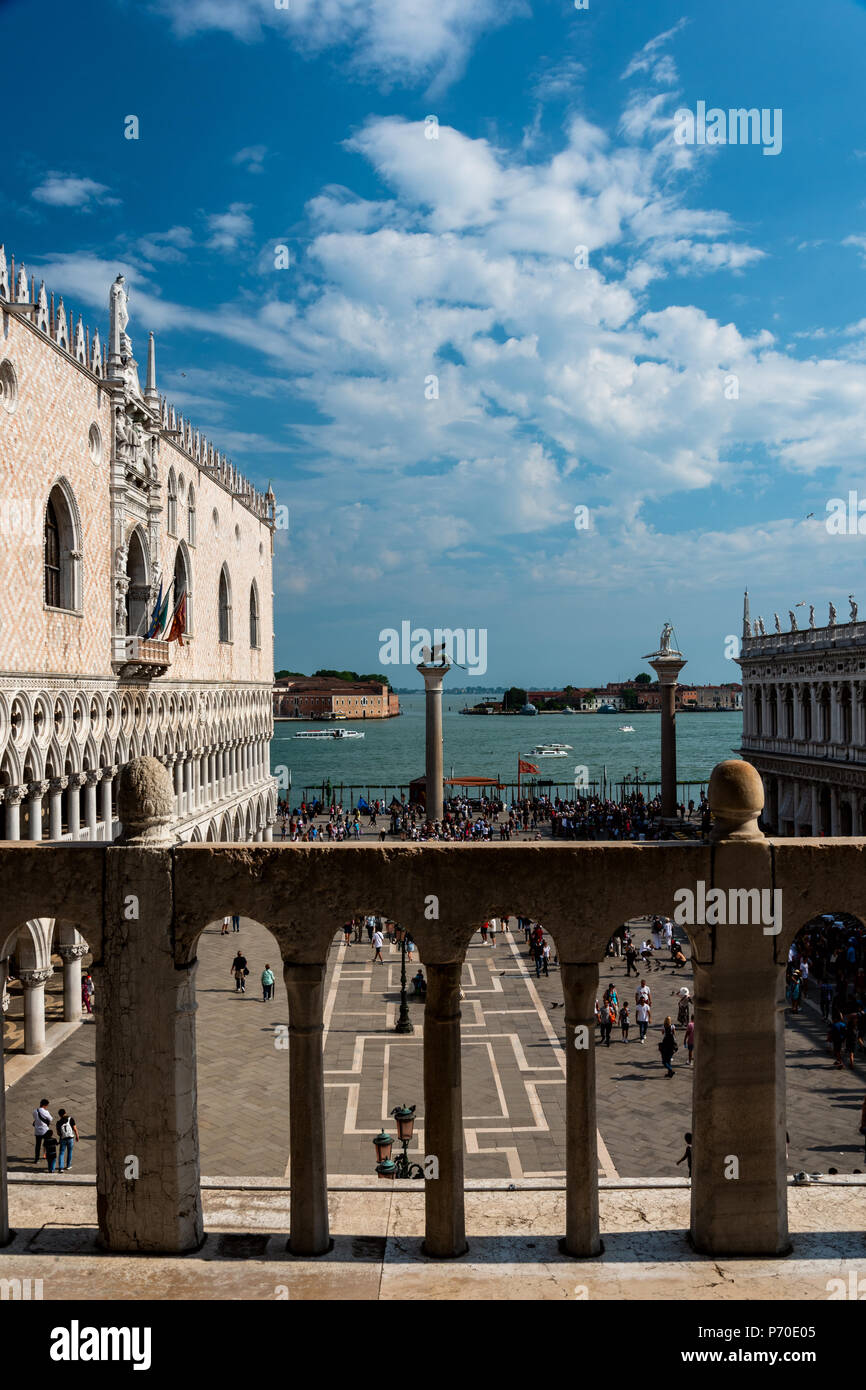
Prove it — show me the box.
[167,468,178,535]
[44,482,81,611]
[218,565,232,643]
[249,581,260,648]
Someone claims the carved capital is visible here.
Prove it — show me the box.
[57,944,88,962]
[4,786,25,807]
[19,967,53,988]
[67,772,86,790]
[50,776,69,794]
[1,990,10,1014]
[85,770,102,788]
[29,780,50,799]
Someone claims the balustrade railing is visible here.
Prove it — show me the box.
[1,754,863,1260]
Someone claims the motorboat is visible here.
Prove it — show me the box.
[618,725,635,733]
[294,728,365,739]
[562,706,578,714]
[519,703,538,715]
[529,745,568,758]
[599,703,617,713]
[540,741,572,750]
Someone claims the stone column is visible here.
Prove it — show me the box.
[263,824,273,842]
[66,774,82,840]
[19,966,52,1054]
[283,962,331,1255]
[830,683,842,746]
[811,783,820,837]
[101,766,117,841]
[57,943,87,1022]
[561,962,602,1256]
[4,788,22,841]
[793,686,804,742]
[97,757,203,1253]
[646,638,687,820]
[173,757,184,816]
[830,787,841,836]
[85,771,100,840]
[423,961,468,1257]
[416,660,451,824]
[184,758,194,818]
[691,760,789,1256]
[28,780,48,841]
[49,776,67,840]
[0,982,8,1244]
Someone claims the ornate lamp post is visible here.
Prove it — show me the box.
[393,924,414,1034]
[373,1105,425,1179]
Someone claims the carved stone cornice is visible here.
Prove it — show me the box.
[744,750,866,791]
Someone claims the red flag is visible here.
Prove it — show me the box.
[166,591,187,647]
[518,759,539,774]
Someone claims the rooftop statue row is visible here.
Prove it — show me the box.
[0,245,273,523]
[742,591,858,639]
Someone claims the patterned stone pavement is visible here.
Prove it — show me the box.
[4,918,865,1179]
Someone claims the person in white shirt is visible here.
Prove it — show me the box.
[372,929,384,964]
[32,1099,52,1162]
[635,1000,651,1043]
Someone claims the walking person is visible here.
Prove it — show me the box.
[684,1016,695,1065]
[261,964,275,1002]
[32,1099,52,1163]
[81,971,95,1015]
[232,914,241,933]
[619,1002,630,1041]
[625,941,638,976]
[43,1126,59,1174]
[541,940,551,976]
[372,926,384,964]
[56,1109,79,1172]
[636,996,650,1043]
[658,1016,677,1077]
[676,1131,693,1179]
[221,916,230,936]
[231,952,248,993]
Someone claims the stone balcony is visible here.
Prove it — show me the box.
[111,635,172,677]
[1,755,864,1268]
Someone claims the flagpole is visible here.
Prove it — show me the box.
[517,753,521,801]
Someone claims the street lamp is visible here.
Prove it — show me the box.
[393,924,414,1035]
[373,1105,425,1179]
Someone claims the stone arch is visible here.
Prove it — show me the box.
[125,525,151,636]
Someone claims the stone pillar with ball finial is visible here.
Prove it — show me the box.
[96,757,203,1253]
[689,759,790,1256]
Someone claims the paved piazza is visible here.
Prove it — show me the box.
[4,919,865,1180]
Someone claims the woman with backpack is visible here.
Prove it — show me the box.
[659,1016,678,1077]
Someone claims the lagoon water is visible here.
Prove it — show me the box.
[271,694,742,800]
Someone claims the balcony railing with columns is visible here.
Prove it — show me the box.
[1,754,864,1259]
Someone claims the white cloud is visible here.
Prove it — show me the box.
[31,174,118,210]
[232,145,267,174]
[206,203,254,251]
[152,0,528,90]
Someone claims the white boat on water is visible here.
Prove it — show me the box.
[294,728,365,739]
[618,725,635,733]
[530,744,569,758]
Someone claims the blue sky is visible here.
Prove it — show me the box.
[4,0,866,685]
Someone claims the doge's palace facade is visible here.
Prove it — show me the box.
[0,244,277,1050]
[739,591,866,838]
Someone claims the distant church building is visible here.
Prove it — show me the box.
[738,591,866,835]
[0,244,277,1049]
